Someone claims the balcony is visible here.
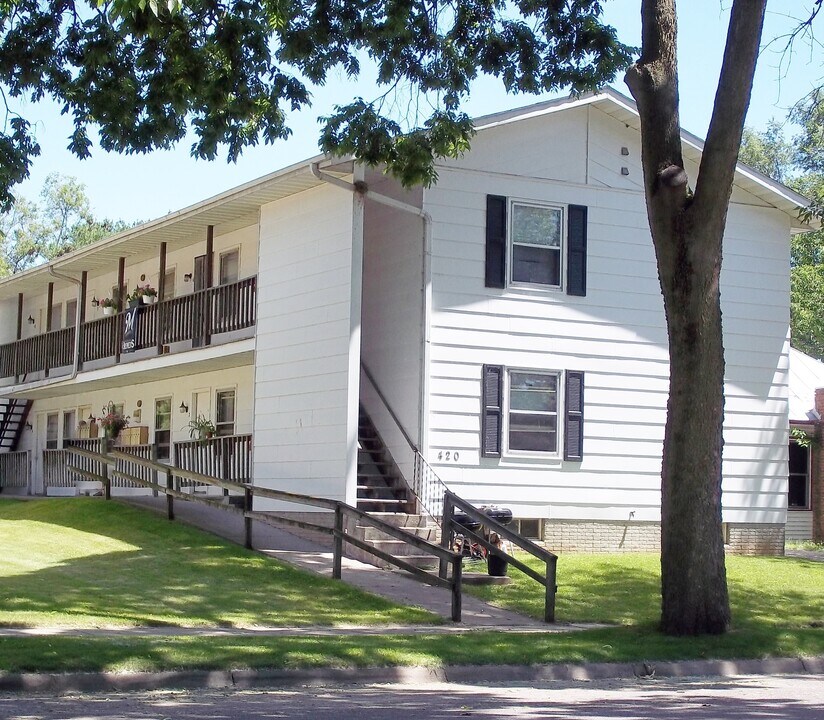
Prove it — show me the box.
[0,276,256,384]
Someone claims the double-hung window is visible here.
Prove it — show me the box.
[486,195,587,296]
[510,203,563,288]
[508,371,560,453]
[482,366,584,461]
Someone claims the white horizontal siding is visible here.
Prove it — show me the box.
[253,184,359,508]
[423,106,791,524]
[786,511,814,541]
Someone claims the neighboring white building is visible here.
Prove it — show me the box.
[0,89,813,554]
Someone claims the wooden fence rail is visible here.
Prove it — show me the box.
[64,443,466,622]
[439,490,558,623]
[0,450,29,491]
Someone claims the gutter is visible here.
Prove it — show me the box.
[309,162,432,456]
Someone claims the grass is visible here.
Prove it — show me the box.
[0,498,439,628]
[1,498,823,674]
[786,539,824,551]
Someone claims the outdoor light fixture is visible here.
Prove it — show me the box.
[179,401,189,414]
[24,422,32,431]
[91,296,99,307]
[27,315,34,325]
[183,273,192,282]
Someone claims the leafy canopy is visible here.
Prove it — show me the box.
[740,89,824,359]
[0,0,633,207]
[0,173,131,277]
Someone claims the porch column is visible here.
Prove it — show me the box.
[78,271,87,370]
[115,257,125,364]
[15,293,22,340]
[205,225,214,347]
[157,242,167,355]
[45,282,53,377]
[814,389,824,543]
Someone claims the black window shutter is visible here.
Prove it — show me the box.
[485,195,507,288]
[566,204,588,296]
[481,364,503,457]
[564,371,585,461]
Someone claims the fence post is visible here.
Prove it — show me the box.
[243,486,253,549]
[150,444,158,498]
[332,504,344,580]
[439,492,454,580]
[100,437,111,500]
[165,467,174,521]
[545,556,557,623]
[451,554,462,623]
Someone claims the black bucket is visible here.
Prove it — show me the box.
[487,553,509,577]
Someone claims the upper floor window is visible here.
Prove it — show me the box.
[219,250,239,285]
[510,203,563,288]
[486,195,587,297]
[162,269,176,301]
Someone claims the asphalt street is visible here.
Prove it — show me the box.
[1,674,823,719]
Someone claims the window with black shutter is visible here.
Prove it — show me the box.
[564,371,585,461]
[485,196,588,296]
[481,364,503,457]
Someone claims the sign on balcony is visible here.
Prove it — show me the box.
[122,306,140,353]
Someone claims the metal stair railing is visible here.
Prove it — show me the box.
[360,362,449,524]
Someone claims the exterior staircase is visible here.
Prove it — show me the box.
[357,405,416,514]
[0,398,31,452]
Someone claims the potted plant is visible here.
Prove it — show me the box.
[126,287,143,308]
[138,283,158,305]
[187,414,217,442]
[99,402,129,441]
[100,297,117,316]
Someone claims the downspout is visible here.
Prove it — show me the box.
[309,162,432,457]
[47,265,83,382]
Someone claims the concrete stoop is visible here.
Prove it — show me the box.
[347,513,442,571]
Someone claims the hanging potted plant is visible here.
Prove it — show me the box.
[138,283,158,305]
[186,414,217,443]
[126,287,143,308]
[100,297,117,316]
[98,402,129,441]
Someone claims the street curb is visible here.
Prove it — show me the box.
[1,656,822,693]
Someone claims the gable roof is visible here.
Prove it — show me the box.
[0,87,814,300]
[473,87,816,234]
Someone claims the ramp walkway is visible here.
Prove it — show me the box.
[123,496,553,630]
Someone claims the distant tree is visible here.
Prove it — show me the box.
[740,92,824,360]
[0,173,130,276]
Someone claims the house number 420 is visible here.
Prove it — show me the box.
[437,451,460,462]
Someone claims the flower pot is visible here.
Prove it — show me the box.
[142,295,156,305]
[128,299,140,308]
[102,306,115,316]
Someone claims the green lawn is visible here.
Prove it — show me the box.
[0,498,439,628]
[1,498,823,674]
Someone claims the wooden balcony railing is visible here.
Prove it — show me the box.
[46,434,253,494]
[0,275,256,381]
[174,434,252,490]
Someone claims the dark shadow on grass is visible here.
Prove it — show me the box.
[0,498,436,628]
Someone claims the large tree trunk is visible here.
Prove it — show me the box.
[626,0,766,635]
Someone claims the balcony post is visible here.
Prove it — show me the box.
[205,225,214,347]
[157,242,166,355]
[78,271,87,370]
[45,282,54,377]
[115,257,125,364]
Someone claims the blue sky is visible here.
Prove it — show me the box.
[13,0,823,222]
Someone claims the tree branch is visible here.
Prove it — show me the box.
[690,0,767,228]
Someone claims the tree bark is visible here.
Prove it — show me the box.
[625,0,767,635]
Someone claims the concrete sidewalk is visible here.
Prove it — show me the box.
[121,496,551,629]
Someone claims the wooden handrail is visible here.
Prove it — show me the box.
[68,442,465,621]
[442,490,558,623]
